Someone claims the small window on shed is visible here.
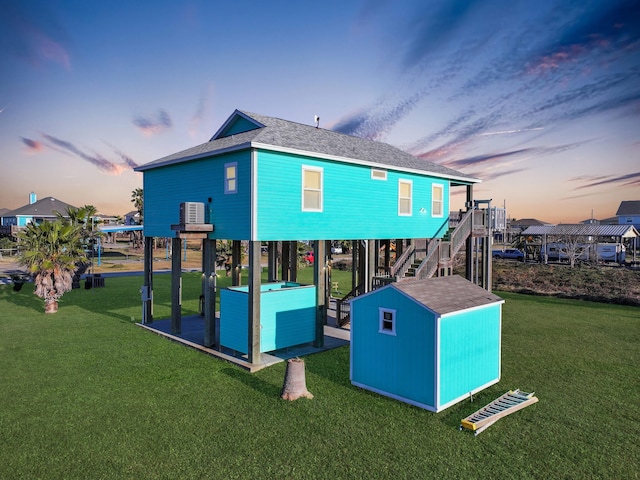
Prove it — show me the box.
[225,162,237,194]
[379,308,396,336]
[371,169,387,180]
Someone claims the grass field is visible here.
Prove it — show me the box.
[1,271,639,479]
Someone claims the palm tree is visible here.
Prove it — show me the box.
[17,219,87,313]
[131,188,143,223]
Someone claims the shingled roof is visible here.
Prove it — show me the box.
[616,201,640,216]
[135,110,479,184]
[4,196,76,218]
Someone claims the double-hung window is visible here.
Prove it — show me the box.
[432,184,444,217]
[398,179,412,216]
[224,162,237,194]
[379,308,396,335]
[302,166,323,212]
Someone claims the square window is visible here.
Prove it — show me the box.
[379,308,396,335]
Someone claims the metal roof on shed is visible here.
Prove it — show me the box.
[521,224,639,237]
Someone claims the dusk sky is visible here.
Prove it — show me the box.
[1,0,639,223]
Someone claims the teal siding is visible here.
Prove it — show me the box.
[351,285,501,412]
[143,150,251,238]
[220,117,260,137]
[438,304,501,407]
[351,287,436,408]
[256,150,450,240]
[219,288,248,353]
[219,283,316,354]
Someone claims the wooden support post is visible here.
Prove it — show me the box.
[465,185,474,282]
[267,241,277,282]
[351,240,358,294]
[367,240,376,292]
[282,241,290,281]
[313,239,326,347]
[358,240,367,295]
[398,239,405,258]
[247,240,261,364]
[232,240,241,286]
[171,237,182,335]
[383,239,391,275]
[290,241,298,282]
[142,236,154,324]
[203,239,218,348]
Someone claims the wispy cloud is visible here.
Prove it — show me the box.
[572,172,640,190]
[40,133,136,174]
[20,137,45,153]
[333,89,425,140]
[189,84,214,138]
[0,2,71,69]
[133,109,172,136]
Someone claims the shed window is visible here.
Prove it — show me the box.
[224,162,237,194]
[302,166,323,212]
[432,183,444,217]
[379,308,396,336]
[398,180,412,216]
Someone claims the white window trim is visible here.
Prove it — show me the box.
[302,165,323,212]
[224,162,238,194]
[432,183,444,218]
[378,307,397,336]
[371,168,387,181]
[398,179,412,216]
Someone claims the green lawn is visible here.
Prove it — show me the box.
[1,272,638,479]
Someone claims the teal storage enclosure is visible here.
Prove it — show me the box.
[350,276,503,412]
[220,282,316,354]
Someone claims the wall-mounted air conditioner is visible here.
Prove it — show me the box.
[180,202,205,224]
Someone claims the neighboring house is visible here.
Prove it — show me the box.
[124,210,141,225]
[350,275,504,412]
[0,195,76,238]
[616,201,640,248]
[134,109,481,367]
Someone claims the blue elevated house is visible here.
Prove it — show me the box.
[135,110,487,369]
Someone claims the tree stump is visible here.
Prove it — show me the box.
[281,358,313,401]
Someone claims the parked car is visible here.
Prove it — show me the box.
[492,248,524,261]
[331,245,343,254]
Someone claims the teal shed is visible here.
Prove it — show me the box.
[350,275,504,412]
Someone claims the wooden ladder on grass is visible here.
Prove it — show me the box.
[460,389,538,436]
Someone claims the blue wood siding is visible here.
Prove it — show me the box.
[142,151,251,238]
[219,288,248,353]
[438,304,501,407]
[256,150,450,241]
[351,287,437,408]
[219,283,316,354]
[220,116,260,137]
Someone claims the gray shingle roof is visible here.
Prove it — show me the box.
[4,197,76,218]
[616,201,640,216]
[392,275,503,315]
[135,110,479,184]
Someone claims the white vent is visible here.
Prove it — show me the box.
[180,202,205,224]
